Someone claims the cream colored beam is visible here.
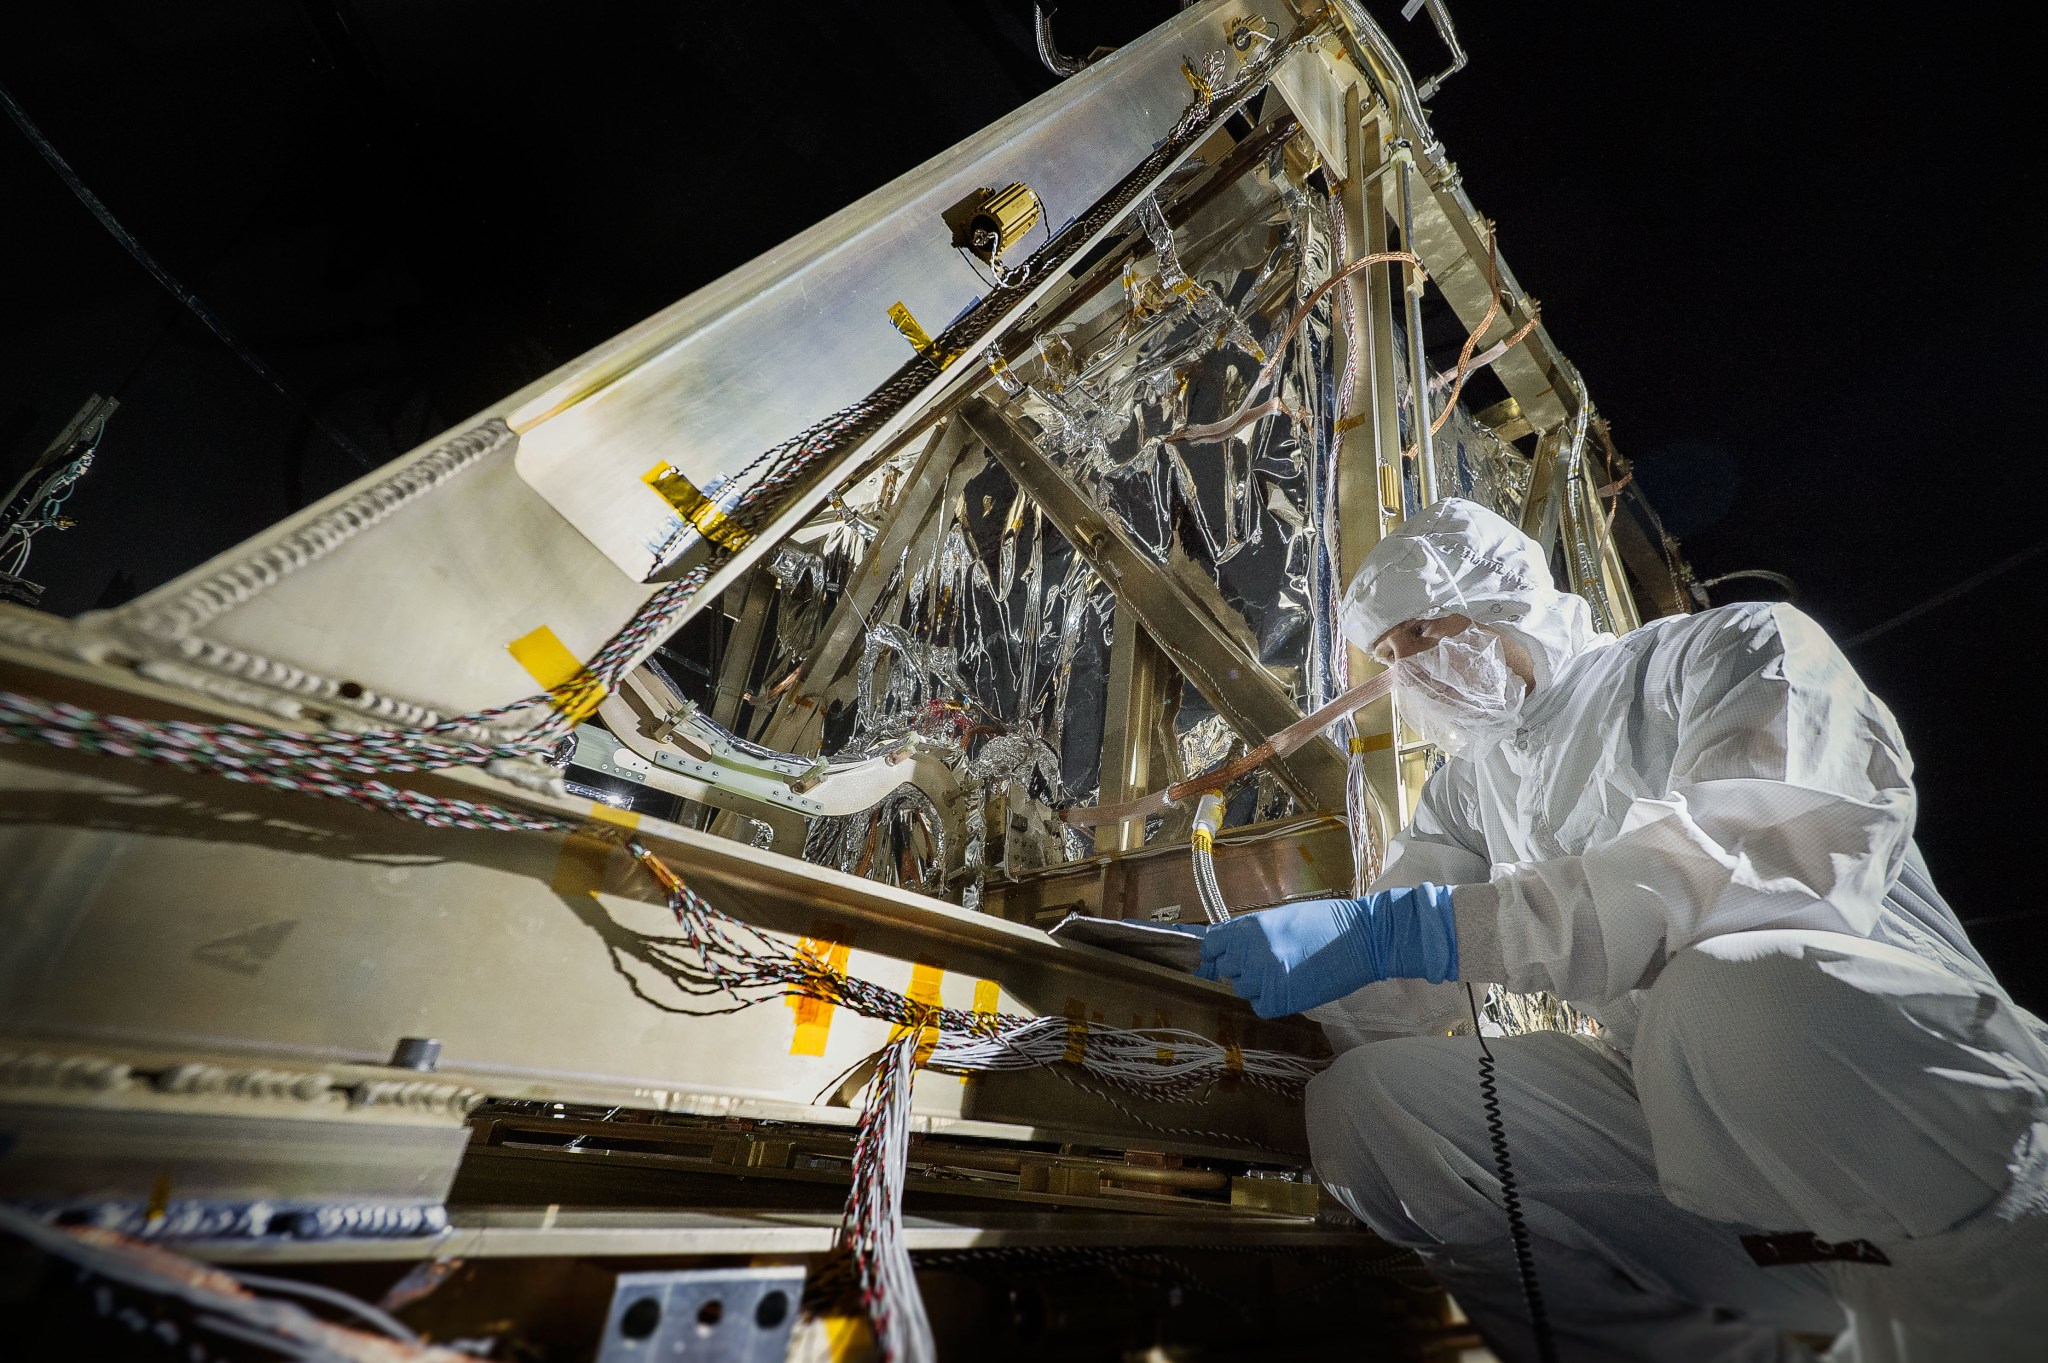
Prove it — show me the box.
[1334,95,1409,847]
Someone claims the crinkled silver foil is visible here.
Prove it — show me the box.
[710,149,1534,906]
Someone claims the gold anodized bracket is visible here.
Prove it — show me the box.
[942,182,1044,266]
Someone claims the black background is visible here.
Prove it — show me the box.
[4,3,2041,1002]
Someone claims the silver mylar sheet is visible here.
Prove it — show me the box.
[774,123,1537,900]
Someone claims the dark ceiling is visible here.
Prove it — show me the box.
[4,3,2042,1000]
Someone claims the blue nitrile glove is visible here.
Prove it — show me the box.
[1194,884,1459,1018]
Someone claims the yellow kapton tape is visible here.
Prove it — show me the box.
[886,301,960,369]
[1349,731,1394,755]
[789,933,853,1057]
[1218,1015,1245,1075]
[550,804,639,899]
[508,624,607,721]
[963,978,1002,1083]
[889,962,946,1067]
[642,463,755,553]
[1061,997,1094,1065]
[823,1314,871,1361]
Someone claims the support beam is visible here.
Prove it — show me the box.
[1407,176,1576,432]
[754,420,980,755]
[1608,496,1692,619]
[959,399,1349,815]
[1518,423,1569,558]
[1335,96,1408,851]
[1095,618,1176,855]
[709,569,777,735]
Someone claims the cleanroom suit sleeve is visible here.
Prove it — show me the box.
[1306,758,1493,1042]
[1489,603,1918,1008]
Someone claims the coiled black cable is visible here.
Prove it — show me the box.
[1467,983,1560,1363]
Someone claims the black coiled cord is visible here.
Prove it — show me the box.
[1467,983,1560,1363]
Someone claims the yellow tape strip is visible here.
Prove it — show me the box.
[508,624,607,721]
[1216,1014,1246,1075]
[889,962,945,1067]
[1062,997,1092,1065]
[550,804,640,899]
[1153,1009,1175,1065]
[887,301,959,369]
[789,932,853,1057]
[823,1314,871,1361]
[963,978,1001,1084]
[1349,731,1394,755]
[1191,828,1213,853]
[549,829,607,897]
[642,463,755,553]
[506,624,584,690]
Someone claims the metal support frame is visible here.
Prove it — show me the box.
[1337,95,1412,833]
[1095,618,1178,855]
[1397,150,1438,505]
[1403,170,1572,432]
[709,569,777,737]
[989,814,1355,926]
[1518,423,1568,554]
[752,420,981,757]
[959,399,1350,816]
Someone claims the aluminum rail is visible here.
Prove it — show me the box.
[958,398,1351,815]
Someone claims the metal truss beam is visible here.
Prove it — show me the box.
[959,398,1350,815]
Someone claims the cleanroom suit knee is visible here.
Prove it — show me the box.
[1233,498,2048,1362]
[1306,1031,1844,1363]
[1632,928,2048,1246]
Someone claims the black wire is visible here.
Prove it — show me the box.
[1466,982,1559,1363]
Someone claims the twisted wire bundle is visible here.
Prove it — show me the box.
[0,569,713,833]
[840,1034,933,1363]
[625,839,1324,1362]
[0,687,581,833]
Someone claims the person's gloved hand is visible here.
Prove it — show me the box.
[1195,883,1459,1017]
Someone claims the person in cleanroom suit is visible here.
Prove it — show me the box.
[1192,497,2048,1363]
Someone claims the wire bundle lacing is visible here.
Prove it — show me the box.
[622,839,1324,1362]
[839,1033,932,1363]
[0,568,713,832]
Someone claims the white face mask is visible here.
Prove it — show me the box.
[1394,627,1529,757]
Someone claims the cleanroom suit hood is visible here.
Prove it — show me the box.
[1339,496,1610,689]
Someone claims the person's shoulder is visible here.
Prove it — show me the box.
[1631,602,1855,699]
[1628,600,1831,658]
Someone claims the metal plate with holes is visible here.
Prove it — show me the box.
[599,1267,805,1363]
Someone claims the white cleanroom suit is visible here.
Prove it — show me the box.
[1305,498,2048,1363]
